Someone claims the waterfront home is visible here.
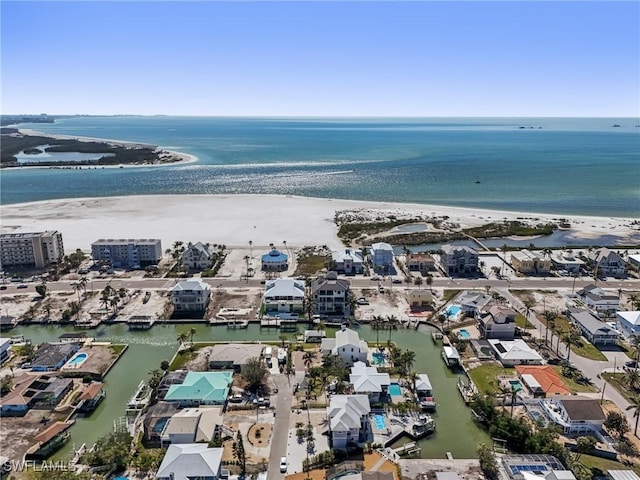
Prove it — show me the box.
[510,249,551,274]
[628,254,640,273]
[457,291,492,316]
[441,346,461,368]
[30,342,79,372]
[76,382,106,413]
[576,284,619,316]
[616,311,640,339]
[0,338,10,365]
[263,278,305,315]
[406,253,436,273]
[541,396,605,434]
[439,245,478,276]
[91,238,162,268]
[181,242,217,270]
[370,242,394,275]
[0,315,16,331]
[349,361,390,403]
[488,339,544,366]
[304,329,326,343]
[156,444,224,480]
[207,343,265,372]
[0,230,64,270]
[515,366,571,397]
[551,252,585,274]
[160,406,224,447]
[586,248,626,277]
[321,325,368,367]
[332,248,364,274]
[169,279,211,314]
[415,373,436,410]
[501,454,576,480]
[609,472,640,480]
[477,305,517,340]
[326,394,372,451]
[261,247,288,272]
[408,289,433,308]
[311,271,352,319]
[25,421,73,459]
[164,371,233,407]
[568,308,619,346]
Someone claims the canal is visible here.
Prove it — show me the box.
[9,321,488,459]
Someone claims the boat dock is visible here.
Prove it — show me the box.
[128,315,155,330]
[74,318,101,329]
[431,331,443,343]
[393,441,421,457]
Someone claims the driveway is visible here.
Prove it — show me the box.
[267,371,300,480]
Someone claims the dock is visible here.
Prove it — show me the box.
[431,331,443,343]
[393,441,421,457]
[74,318,101,329]
[128,315,155,330]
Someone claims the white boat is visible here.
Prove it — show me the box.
[442,346,461,368]
[411,414,436,437]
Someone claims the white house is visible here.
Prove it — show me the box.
[510,249,551,274]
[408,289,433,308]
[0,338,11,365]
[477,305,517,340]
[311,272,352,319]
[576,284,619,316]
[156,444,224,480]
[488,339,544,366]
[587,248,626,277]
[628,254,640,273]
[541,396,606,434]
[568,309,619,346]
[439,245,478,276]
[326,395,372,450]
[169,279,211,313]
[321,326,368,367]
[457,291,492,316]
[181,242,217,270]
[370,243,394,274]
[551,252,585,274]
[332,249,364,275]
[617,311,640,339]
[349,362,390,403]
[263,278,305,315]
[160,407,224,447]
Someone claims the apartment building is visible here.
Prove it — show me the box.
[91,238,162,267]
[0,231,64,270]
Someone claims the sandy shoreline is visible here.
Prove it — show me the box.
[1,194,638,252]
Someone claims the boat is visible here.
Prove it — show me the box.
[411,414,436,438]
[415,373,436,410]
[442,346,461,368]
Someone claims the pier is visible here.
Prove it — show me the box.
[128,315,155,330]
[393,441,421,457]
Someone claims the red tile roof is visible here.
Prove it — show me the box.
[515,365,571,396]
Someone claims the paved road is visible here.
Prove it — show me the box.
[268,372,296,480]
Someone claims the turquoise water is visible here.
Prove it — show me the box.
[2,116,639,216]
[446,305,461,317]
[372,352,385,365]
[458,329,470,339]
[388,383,402,396]
[509,380,523,392]
[67,352,88,366]
[373,413,387,430]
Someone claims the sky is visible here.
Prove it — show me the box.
[1,1,639,117]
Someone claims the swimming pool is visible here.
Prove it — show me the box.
[64,352,88,369]
[372,352,385,365]
[446,305,461,317]
[388,383,402,396]
[373,413,387,430]
[509,380,523,392]
[458,329,471,339]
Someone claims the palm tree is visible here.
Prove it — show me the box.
[279,334,288,348]
[510,386,519,418]
[563,328,581,362]
[426,275,433,291]
[401,350,416,377]
[626,369,640,391]
[500,244,508,277]
[78,276,88,294]
[177,331,189,347]
[542,310,557,346]
[249,240,253,261]
[626,396,640,436]
[71,282,81,303]
[189,327,197,344]
[42,300,52,320]
[437,313,446,332]
[497,384,511,408]
[414,277,423,290]
[630,294,640,311]
[386,315,399,345]
[523,299,534,319]
[371,315,384,348]
[109,297,119,316]
[302,351,317,369]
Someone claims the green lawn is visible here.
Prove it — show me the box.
[442,289,461,303]
[467,363,515,394]
[168,342,218,371]
[293,254,331,277]
[601,372,640,404]
[542,315,607,361]
[109,344,127,356]
[551,366,599,393]
[515,313,534,329]
[580,453,640,476]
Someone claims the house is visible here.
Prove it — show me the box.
[349,362,390,402]
[30,342,79,372]
[181,242,217,270]
[551,252,585,274]
[76,382,106,413]
[207,343,265,372]
[568,308,619,346]
[0,231,64,270]
[457,291,492,316]
[169,279,211,314]
[263,278,305,315]
[261,247,288,272]
[515,366,571,397]
[156,444,224,480]
[502,454,575,480]
[326,395,372,450]
[164,371,233,407]
[332,248,364,274]
[0,338,11,365]
[488,339,544,366]
[408,289,433,308]
[541,396,606,434]
[609,472,640,480]
[91,238,162,268]
[576,284,619,316]
[627,254,640,273]
[160,407,224,447]
[477,305,517,340]
[370,243,394,275]
[311,272,352,319]
[25,421,73,459]
[510,249,551,274]
[406,253,435,273]
[439,245,478,276]
[587,248,626,277]
[321,325,369,367]
[616,311,640,339]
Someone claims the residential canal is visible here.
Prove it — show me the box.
[9,322,488,460]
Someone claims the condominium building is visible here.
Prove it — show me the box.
[91,239,162,267]
[0,231,64,270]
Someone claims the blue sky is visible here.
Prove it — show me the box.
[2,1,639,116]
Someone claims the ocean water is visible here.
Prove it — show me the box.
[1,116,639,216]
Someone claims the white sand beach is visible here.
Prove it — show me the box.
[1,195,638,252]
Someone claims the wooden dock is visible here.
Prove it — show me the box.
[128,315,155,330]
[393,441,421,457]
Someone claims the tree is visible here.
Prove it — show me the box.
[279,334,288,348]
[563,328,581,362]
[189,327,197,344]
[177,331,189,346]
[242,357,268,393]
[371,315,384,348]
[625,368,640,391]
[82,430,132,471]
[627,396,640,437]
[386,315,399,344]
[574,435,596,461]
[400,349,416,378]
[42,300,52,320]
[35,283,47,298]
[303,350,317,369]
[523,299,534,319]
[414,277,423,290]
[160,360,170,371]
[500,244,508,277]
[477,443,499,480]
[233,431,247,475]
[604,411,629,438]
[437,313,446,332]
[0,375,14,395]
[542,310,557,346]
[78,276,89,294]
[426,274,433,291]
[72,282,82,303]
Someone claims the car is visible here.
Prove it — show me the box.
[279,457,287,473]
[371,276,380,281]
[20,362,31,369]
[392,279,402,284]
[229,394,243,403]
[10,277,23,283]
[625,361,639,369]
[356,298,369,305]
[0,285,7,290]
[16,284,28,289]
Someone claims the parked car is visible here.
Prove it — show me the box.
[371,276,380,281]
[0,286,7,290]
[392,279,402,284]
[16,284,28,289]
[229,394,244,403]
[280,457,288,473]
[356,298,369,305]
[625,360,639,369]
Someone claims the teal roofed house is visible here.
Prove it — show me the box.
[261,247,288,272]
[164,372,233,407]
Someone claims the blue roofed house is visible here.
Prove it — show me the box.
[369,243,394,275]
[164,372,233,407]
[156,444,224,480]
[617,311,640,339]
[261,247,288,272]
